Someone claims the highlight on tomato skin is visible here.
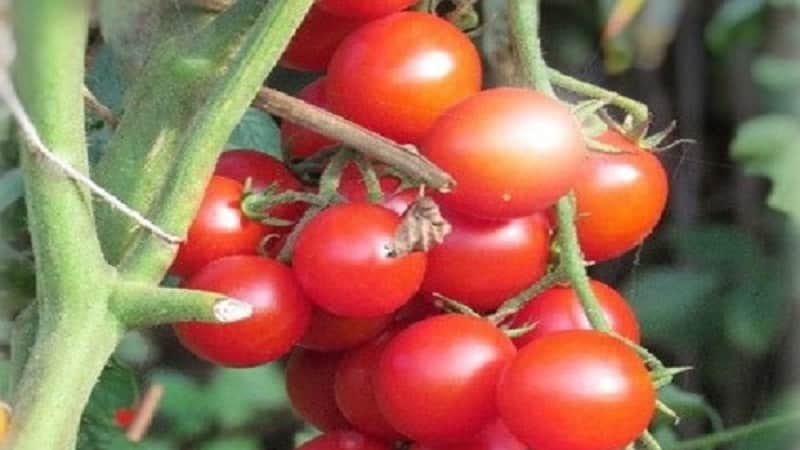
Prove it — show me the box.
[295,430,393,450]
[285,348,350,432]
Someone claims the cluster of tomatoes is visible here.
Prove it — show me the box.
[168,1,671,450]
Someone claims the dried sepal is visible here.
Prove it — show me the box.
[392,196,451,256]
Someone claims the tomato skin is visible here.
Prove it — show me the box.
[421,88,586,219]
[574,131,668,262]
[174,256,311,367]
[296,431,392,450]
[285,348,350,431]
[292,203,427,318]
[318,0,417,19]
[171,176,266,278]
[338,164,417,216]
[326,12,481,144]
[497,330,655,450]
[114,408,135,429]
[509,280,640,346]
[375,314,516,444]
[409,420,526,450]
[281,79,337,160]
[420,210,550,312]
[299,308,392,352]
[281,6,366,72]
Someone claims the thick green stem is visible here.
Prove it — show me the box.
[8,305,36,396]
[663,413,800,450]
[508,0,555,95]
[548,68,650,124]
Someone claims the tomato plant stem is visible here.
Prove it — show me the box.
[663,413,800,450]
[508,0,555,95]
[489,268,567,323]
[547,68,650,125]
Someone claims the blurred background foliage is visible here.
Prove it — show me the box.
[1,0,799,449]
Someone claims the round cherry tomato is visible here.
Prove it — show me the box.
[300,308,392,352]
[574,131,668,262]
[421,88,586,219]
[410,420,526,450]
[296,431,392,450]
[174,256,311,367]
[326,12,481,143]
[338,163,417,216]
[508,279,640,347]
[293,202,427,318]
[318,0,417,19]
[281,6,366,72]
[281,79,337,160]
[497,330,655,450]
[420,209,550,312]
[171,176,266,278]
[114,408,135,429]
[375,314,516,444]
[285,348,350,431]
[335,334,402,439]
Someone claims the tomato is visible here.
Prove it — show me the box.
[300,308,392,352]
[296,431,392,450]
[508,279,640,347]
[335,334,402,439]
[326,12,481,143]
[375,314,516,444]
[318,0,417,19]
[420,209,550,312]
[171,176,266,278]
[280,79,337,160]
[338,163,417,216]
[174,256,311,367]
[293,203,427,318]
[574,131,668,262]
[114,408,135,429]
[497,330,655,450]
[409,420,526,450]
[421,88,586,219]
[281,6,366,72]
[285,348,350,431]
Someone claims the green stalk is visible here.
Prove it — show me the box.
[547,68,650,124]
[508,0,554,95]
[664,413,800,450]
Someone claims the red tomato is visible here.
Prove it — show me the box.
[296,431,392,450]
[335,334,402,439]
[281,6,366,72]
[338,163,418,215]
[280,79,337,160]
[300,308,392,352]
[375,314,516,444]
[421,88,586,219]
[420,209,550,312]
[410,420,526,450]
[285,348,350,431]
[171,176,266,278]
[318,0,417,19]
[497,330,655,450]
[174,256,311,367]
[293,203,427,318]
[574,131,668,262]
[508,279,640,346]
[326,12,481,143]
[114,408,135,429]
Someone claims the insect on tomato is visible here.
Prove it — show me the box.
[285,348,350,431]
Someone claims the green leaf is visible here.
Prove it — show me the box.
[151,370,215,440]
[205,364,289,429]
[77,419,142,450]
[86,45,126,114]
[657,385,724,430]
[78,358,141,450]
[667,225,761,271]
[197,436,261,450]
[729,389,800,450]
[225,108,282,160]
[0,169,23,212]
[705,0,766,53]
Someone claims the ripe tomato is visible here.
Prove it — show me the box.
[497,330,655,450]
[420,209,550,312]
[292,203,427,318]
[421,88,586,219]
[281,6,366,72]
[285,348,350,431]
[296,431,392,450]
[338,163,417,216]
[410,420,526,450]
[300,308,392,352]
[318,0,417,19]
[375,314,516,444]
[335,334,402,439]
[508,279,640,347]
[174,256,311,367]
[280,79,337,160]
[171,176,266,278]
[574,131,668,262]
[326,12,481,143]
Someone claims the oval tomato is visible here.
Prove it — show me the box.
[285,348,350,431]
[293,203,427,318]
[280,79,337,160]
[174,256,311,367]
[508,280,640,347]
[420,209,550,312]
[296,431,392,450]
[574,131,668,262]
[421,88,586,219]
[497,330,655,450]
[281,6,366,72]
[300,308,392,352]
[318,0,417,19]
[375,314,516,444]
[410,420,526,450]
[326,12,481,143]
[171,176,266,278]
